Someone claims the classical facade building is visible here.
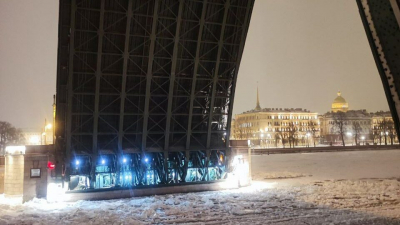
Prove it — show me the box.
[319,92,397,145]
[320,110,371,145]
[232,89,397,147]
[371,111,397,145]
[231,89,320,147]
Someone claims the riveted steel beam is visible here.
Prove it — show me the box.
[225,0,253,148]
[116,0,133,186]
[357,0,400,141]
[206,0,230,149]
[165,0,185,150]
[66,0,76,173]
[186,0,208,150]
[142,0,160,152]
[118,0,133,152]
[91,0,105,188]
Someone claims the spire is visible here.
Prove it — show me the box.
[337,91,341,96]
[255,83,261,111]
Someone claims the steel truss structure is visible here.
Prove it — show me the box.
[56,0,254,189]
[357,0,400,141]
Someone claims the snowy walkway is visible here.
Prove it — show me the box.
[1,150,400,224]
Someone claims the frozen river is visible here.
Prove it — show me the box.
[1,150,400,224]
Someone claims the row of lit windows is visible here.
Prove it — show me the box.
[237,127,320,133]
[328,121,370,125]
[329,127,369,133]
[238,115,318,120]
[372,119,394,124]
[373,125,395,129]
[242,121,318,128]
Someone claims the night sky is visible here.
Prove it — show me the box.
[0,0,388,129]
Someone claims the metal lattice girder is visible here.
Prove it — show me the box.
[56,0,255,187]
[186,0,208,150]
[357,0,400,141]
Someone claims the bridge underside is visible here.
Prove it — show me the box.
[357,0,400,140]
[55,0,254,190]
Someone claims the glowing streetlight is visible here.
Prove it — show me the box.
[46,124,52,130]
[361,136,366,145]
[347,132,352,137]
[29,135,40,145]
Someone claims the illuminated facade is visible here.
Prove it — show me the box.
[320,92,397,145]
[233,90,397,147]
[21,125,54,146]
[319,110,371,144]
[320,92,370,144]
[231,89,320,147]
[371,111,398,145]
[21,129,42,145]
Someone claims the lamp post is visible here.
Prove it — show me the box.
[43,119,53,145]
[361,136,365,145]
[260,133,264,148]
[347,132,353,145]
[306,132,311,147]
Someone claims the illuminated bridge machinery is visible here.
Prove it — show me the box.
[68,151,227,190]
[55,0,255,191]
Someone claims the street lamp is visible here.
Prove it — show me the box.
[306,132,311,147]
[43,123,53,145]
[361,136,365,145]
[260,133,264,147]
[346,132,353,145]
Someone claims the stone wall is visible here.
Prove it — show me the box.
[4,155,24,196]
[23,155,48,202]
[0,165,4,194]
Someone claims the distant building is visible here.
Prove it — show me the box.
[231,88,320,147]
[371,111,397,145]
[21,120,54,146]
[319,92,397,145]
[232,89,397,147]
[319,110,371,145]
[21,129,42,145]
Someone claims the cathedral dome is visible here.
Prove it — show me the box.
[333,95,346,104]
[331,91,348,112]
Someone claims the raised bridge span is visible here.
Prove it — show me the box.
[54,0,400,191]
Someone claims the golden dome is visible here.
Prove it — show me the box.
[331,91,348,112]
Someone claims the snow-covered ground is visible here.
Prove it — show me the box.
[1,150,400,224]
[252,149,400,185]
